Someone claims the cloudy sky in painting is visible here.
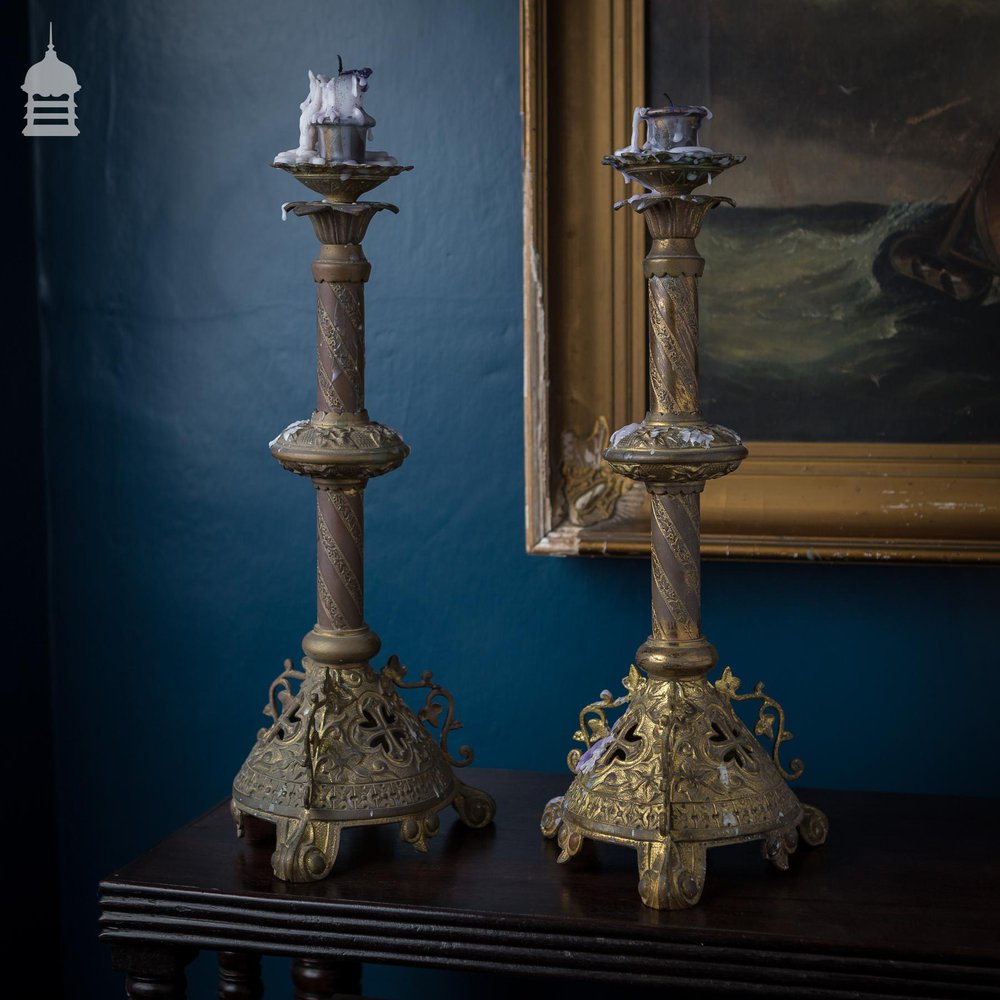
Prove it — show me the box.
[649,0,1000,206]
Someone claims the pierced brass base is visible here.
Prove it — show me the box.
[233,651,495,882]
[541,666,828,909]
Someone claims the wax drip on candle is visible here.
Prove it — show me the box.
[630,106,642,150]
[616,105,648,157]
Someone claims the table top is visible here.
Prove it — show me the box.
[99,768,1000,998]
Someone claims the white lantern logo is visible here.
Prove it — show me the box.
[22,24,80,137]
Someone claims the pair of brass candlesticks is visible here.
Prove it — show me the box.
[232,79,826,908]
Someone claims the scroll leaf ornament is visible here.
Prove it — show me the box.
[714,667,804,782]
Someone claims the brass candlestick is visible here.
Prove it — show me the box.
[232,96,494,881]
[541,109,828,909]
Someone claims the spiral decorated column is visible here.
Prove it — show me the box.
[314,240,368,634]
[649,490,700,642]
[646,262,704,645]
[648,273,699,416]
[541,105,827,910]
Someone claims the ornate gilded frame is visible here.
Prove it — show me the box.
[522,0,1000,562]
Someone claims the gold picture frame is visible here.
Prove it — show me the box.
[521,0,1000,563]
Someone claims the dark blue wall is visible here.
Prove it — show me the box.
[9,3,58,995]
[30,0,997,996]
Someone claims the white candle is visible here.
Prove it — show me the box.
[274,63,377,166]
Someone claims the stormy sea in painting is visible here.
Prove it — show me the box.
[697,203,1000,443]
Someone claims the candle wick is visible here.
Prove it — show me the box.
[338,54,344,74]
[663,92,674,108]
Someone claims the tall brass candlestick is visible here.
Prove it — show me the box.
[232,69,494,882]
[541,107,828,909]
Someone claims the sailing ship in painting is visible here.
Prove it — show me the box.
[696,163,1000,445]
[887,138,1000,301]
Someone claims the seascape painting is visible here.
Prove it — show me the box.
[649,0,1000,443]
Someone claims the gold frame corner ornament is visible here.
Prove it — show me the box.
[520,0,1000,563]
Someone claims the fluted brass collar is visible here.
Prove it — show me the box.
[283,200,398,245]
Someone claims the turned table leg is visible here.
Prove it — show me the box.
[218,951,263,999]
[111,944,196,999]
[291,957,362,999]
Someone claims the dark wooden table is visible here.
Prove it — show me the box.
[99,769,1000,999]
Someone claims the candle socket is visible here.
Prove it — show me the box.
[231,159,495,882]
[541,132,828,910]
[641,105,710,151]
[318,122,367,163]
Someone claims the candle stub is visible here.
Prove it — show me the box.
[616,104,714,157]
[275,62,398,167]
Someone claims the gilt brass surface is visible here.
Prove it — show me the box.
[273,162,412,203]
[540,665,826,908]
[233,162,495,882]
[541,130,827,910]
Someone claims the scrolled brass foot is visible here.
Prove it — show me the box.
[556,819,583,863]
[637,840,707,910]
[540,795,563,839]
[399,810,440,853]
[761,825,799,871]
[798,803,829,847]
[452,781,496,829]
[272,815,341,882]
